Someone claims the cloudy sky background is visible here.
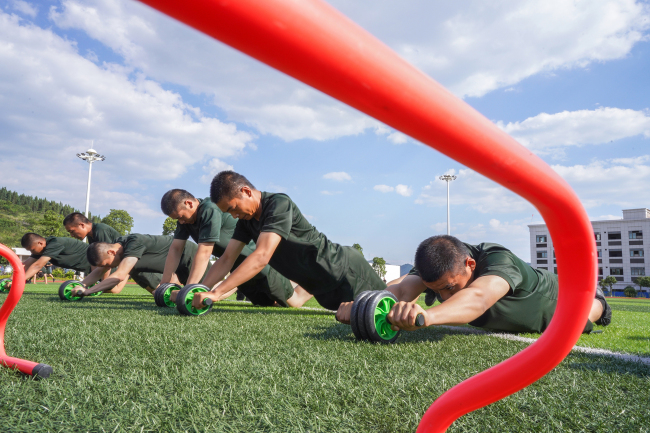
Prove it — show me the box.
[1,0,649,264]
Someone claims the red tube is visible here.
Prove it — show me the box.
[0,243,52,378]
[136,1,596,430]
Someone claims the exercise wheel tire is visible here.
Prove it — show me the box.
[350,291,375,341]
[58,280,84,301]
[364,290,401,344]
[175,284,212,316]
[354,290,379,341]
[153,283,181,307]
[0,278,11,293]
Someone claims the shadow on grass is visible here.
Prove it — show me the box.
[626,336,650,341]
[303,323,466,344]
[568,356,650,378]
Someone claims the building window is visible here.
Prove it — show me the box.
[608,249,623,258]
[554,267,558,274]
[594,232,601,241]
[631,267,646,276]
[608,232,621,240]
[630,249,644,257]
[597,250,602,258]
[610,268,624,276]
[538,267,548,270]
[598,267,603,275]
[629,230,643,239]
[536,251,547,258]
[536,235,547,243]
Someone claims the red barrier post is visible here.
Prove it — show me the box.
[0,243,52,378]
[136,1,596,430]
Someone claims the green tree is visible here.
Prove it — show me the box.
[600,276,617,296]
[623,286,637,298]
[352,243,363,257]
[102,209,134,236]
[372,257,387,280]
[634,276,650,295]
[162,217,177,236]
[41,210,65,237]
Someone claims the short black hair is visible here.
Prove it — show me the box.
[63,212,90,227]
[414,235,470,282]
[160,189,196,215]
[86,242,110,266]
[21,232,45,248]
[210,171,255,204]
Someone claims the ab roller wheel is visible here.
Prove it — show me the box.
[350,290,424,344]
[175,284,213,316]
[58,280,85,301]
[153,283,181,307]
[0,278,11,293]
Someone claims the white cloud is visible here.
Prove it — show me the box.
[387,132,409,145]
[395,184,413,197]
[453,218,532,261]
[499,107,650,153]
[323,172,352,182]
[415,169,532,214]
[551,156,650,208]
[11,0,38,18]
[201,159,234,184]
[0,10,252,218]
[374,185,395,193]
[48,0,650,141]
[321,191,342,196]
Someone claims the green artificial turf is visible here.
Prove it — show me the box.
[0,284,648,432]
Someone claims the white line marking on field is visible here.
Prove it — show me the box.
[231,300,650,366]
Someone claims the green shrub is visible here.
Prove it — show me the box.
[624,286,637,297]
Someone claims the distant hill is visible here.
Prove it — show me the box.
[400,263,413,276]
[0,187,100,248]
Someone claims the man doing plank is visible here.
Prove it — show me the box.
[20,233,93,285]
[189,171,386,310]
[160,189,311,307]
[75,234,210,297]
[63,212,162,291]
[337,235,611,334]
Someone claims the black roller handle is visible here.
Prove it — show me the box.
[387,313,425,328]
[202,298,213,307]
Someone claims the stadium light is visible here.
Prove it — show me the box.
[439,174,457,235]
[76,147,105,219]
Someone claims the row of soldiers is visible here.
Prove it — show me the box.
[17,170,612,334]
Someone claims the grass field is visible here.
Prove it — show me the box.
[1,284,649,432]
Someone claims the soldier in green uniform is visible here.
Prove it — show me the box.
[20,233,93,283]
[63,212,162,291]
[187,171,386,311]
[74,234,209,296]
[337,235,612,333]
[160,189,312,307]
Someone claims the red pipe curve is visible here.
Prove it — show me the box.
[136,1,596,430]
[0,243,52,378]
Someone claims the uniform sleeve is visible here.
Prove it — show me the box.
[122,235,146,259]
[408,266,419,277]
[476,252,522,294]
[41,238,65,261]
[232,220,253,245]
[260,195,292,239]
[173,221,190,240]
[197,205,221,243]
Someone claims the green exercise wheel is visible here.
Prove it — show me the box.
[153,283,181,307]
[175,284,213,316]
[58,280,85,301]
[0,278,11,293]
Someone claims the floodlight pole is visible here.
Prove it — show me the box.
[76,148,105,218]
[439,175,457,235]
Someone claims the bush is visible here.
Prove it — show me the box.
[624,286,637,298]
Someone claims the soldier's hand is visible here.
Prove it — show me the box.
[335,301,354,324]
[170,290,179,303]
[192,291,216,309]
[386,301,428,331]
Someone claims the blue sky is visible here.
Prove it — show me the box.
[1,0,649,265]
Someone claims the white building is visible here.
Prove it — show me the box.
[528,208,649,296]
[12,247,31,263]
